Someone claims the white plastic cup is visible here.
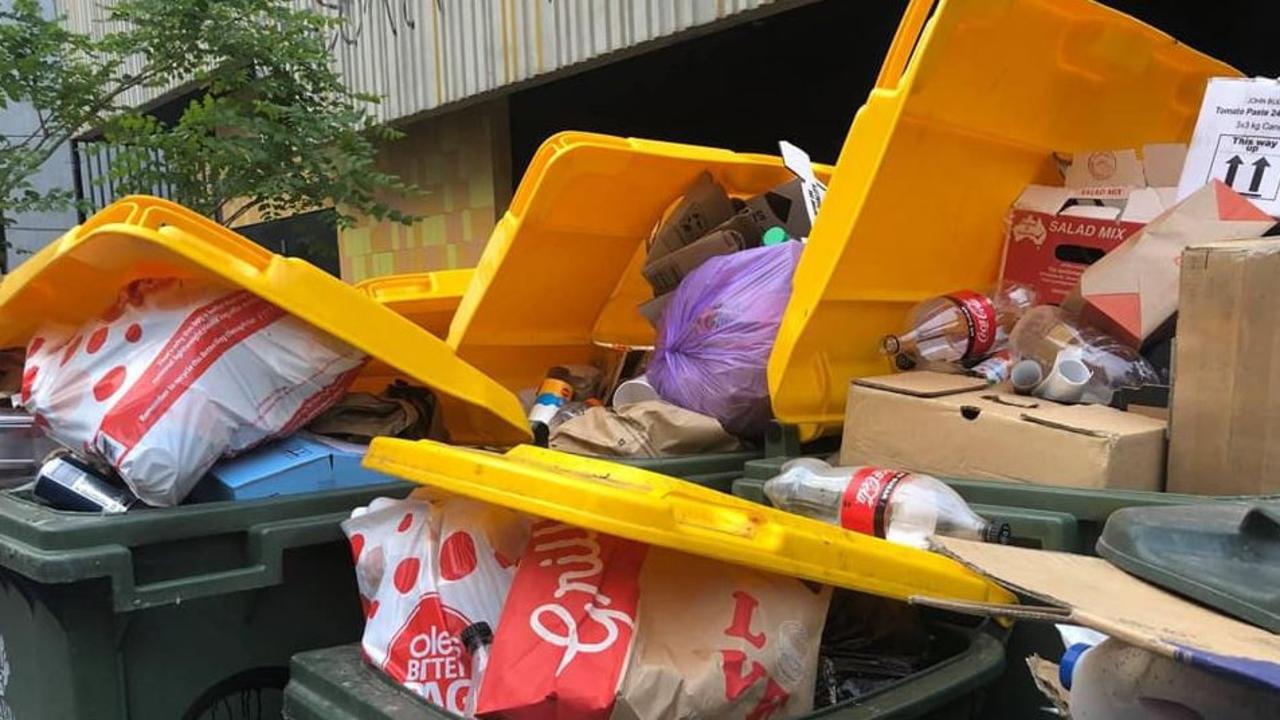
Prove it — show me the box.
[612,375,660,407]
[1011,360,1045,395]
[1036,352,1092,404]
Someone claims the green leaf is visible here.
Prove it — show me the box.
[1,0,421,231]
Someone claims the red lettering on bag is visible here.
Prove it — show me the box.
[721,650,769,701]
[723,591,766,649]
[718,589,792,718]
[746,679,791,720]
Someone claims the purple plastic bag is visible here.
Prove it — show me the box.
[648,242,803,438]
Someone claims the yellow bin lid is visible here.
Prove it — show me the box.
[768,0,1238,439]
[354,269,474,338]
[450,2,1236,441]
[364,438,1015,604]
[446,132,833,394]
[0,196,529,446]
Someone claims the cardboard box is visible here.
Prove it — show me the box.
[740,178,812,240]
[1179,77,1280,216]
[1002,146,1183,305]
[647,171,737,262]
[1076,180,1274,347]
[1169,238,1280,495]
[637,293,672,330]
[190,432,399,502]
[840,372,1167,491]
[1004,187,1157,305]
[642,226,752,294]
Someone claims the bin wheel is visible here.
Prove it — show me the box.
[182,667,290,720]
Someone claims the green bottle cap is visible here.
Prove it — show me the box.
[762,226,788,246]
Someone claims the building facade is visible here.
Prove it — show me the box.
[51,0,794,281]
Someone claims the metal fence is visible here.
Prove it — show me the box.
[71,139,184,221]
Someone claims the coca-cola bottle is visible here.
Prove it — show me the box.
[881,283,1036,365]
[763,458,1009,549]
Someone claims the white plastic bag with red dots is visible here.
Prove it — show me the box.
[20,278,367,506]
[342,493,528,716]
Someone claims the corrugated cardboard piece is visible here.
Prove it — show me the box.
[1169,238,1280,495]
[1075,180,1274,347]
[841,372,1166,491]
[914,538,1280,691]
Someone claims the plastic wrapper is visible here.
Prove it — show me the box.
[21,278,366,506]
[342,494,529,716]
[813,590,931,708]
[648,242,803,437]
[1009,305,1160,404]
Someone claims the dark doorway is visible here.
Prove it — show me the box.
[238,209,341,277]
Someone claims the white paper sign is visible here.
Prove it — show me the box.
[1178,77,1280,214]
[779,140,827,228]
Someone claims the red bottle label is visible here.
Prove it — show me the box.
[947,290,998,360]
[839,468,909,538]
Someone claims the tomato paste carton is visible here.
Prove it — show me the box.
[1000,146,1185,305]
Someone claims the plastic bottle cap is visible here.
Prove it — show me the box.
[983,521,1012,545]
[882,335,903,356]
[531,421,550,448]
[461,622,494,653]
[762,226,789,246]
[1059,642,1093,690]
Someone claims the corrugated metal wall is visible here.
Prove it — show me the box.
[56,0,780,124]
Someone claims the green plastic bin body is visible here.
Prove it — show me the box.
[0,481,413,720]
[283,622,1005,720]
[0,450,759,720]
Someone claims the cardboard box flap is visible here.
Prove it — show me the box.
[1120,187,1169,223]
[1187,237,1280,258]
[913,538,1280,691]
[1021,402,1168,438]
[1143,143,1188,187]
[1078,180,1276,344]
[1013,186,1079,214]
[853,371,987,398]
[1064,149,1146,189]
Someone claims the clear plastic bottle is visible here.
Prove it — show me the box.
[763,458,1009,549]
[461,621,493,718]
[1009,306,1159,404]
[549,398,602,429]
[528,365,603,446]
[882,283,1037,365]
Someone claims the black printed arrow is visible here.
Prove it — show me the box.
[1225,155,1244,187]
[1250,157,1271,193]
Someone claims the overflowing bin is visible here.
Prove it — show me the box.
[0,0,1262,716]
[278,438,1011,720]
[0,196,529,718]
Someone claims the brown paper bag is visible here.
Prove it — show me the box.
[613,549,831,720]
[549,400,744,458]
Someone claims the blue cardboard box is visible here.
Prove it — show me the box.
[192,433,404,502]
